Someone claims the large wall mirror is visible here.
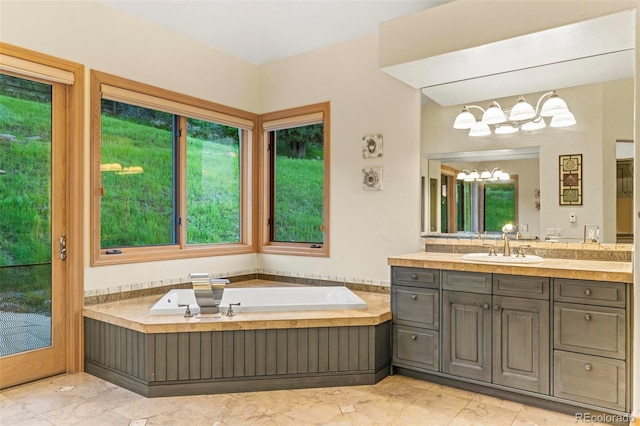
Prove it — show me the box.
[420,11,634,244]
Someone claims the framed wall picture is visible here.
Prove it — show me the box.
[559,154,582,205]
[362,134,383,158]
[362,167,383,191]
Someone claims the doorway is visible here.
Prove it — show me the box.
[0,72,68,388]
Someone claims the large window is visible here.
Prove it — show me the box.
[259,103,330,256]
[91,71,256,265]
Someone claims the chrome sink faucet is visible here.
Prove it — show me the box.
[502,224,515,256]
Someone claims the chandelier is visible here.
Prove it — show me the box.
[456,168,510,182]
[453,91,576,137]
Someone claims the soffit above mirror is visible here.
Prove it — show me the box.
[383,10,634,107]
[426,147,540,162]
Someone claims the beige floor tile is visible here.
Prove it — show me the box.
[0,373,607,426]
[322,410,378,425]
[293,385,375,406]
[386,374,437,391]
[512,405,605,426]
[352,393,411,424]
[173,393,243,419]
[389,403,456,426]
[4,388,87,416]
[213,401,303,426]
[282,400,343,423]
[411,384,475,418]
[40,387,140,425]
[370,376,429,404]
[113,396,180,420]
[468,392,523,412]
[144,406,235,426]
[448,396,520,426]
[69,409,133,426]
[0,397,50,426]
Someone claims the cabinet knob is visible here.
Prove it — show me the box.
[494,304,500,311]
[584,314,592,321]
[584,288,592,296]
[411,274,418,280]
[411,294,417,300]
[482,303,490,310]
[411,335,417,340]
[584,364,592,371]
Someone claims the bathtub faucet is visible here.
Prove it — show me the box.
[190,273,230,314]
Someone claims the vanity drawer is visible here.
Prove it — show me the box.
[493,274,550,300]
[554,303,625,359]
[392,286,439,329]
[392,267,439,289]
[554,279,626,307]
[442,270,491,294]
[393,325,439,372]
[554,350,626,411]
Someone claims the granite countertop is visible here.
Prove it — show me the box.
[388,252,633,283]
[83,281,391,334]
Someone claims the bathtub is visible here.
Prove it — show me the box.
[149,286,368,315]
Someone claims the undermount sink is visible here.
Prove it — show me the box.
[461,253,545,264]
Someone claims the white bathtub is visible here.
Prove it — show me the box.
[149,286,367,315]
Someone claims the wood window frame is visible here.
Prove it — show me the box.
[90,70,257,266]
[258,102,331,257]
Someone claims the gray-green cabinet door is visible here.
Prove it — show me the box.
[492,296,550,394]
[442,290,492,382]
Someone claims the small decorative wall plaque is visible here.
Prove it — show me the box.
[559,154,582,205]
[362,167,383,191]
[362,134,383,158]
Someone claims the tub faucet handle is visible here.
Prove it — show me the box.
[178,304,193,318]
[226,302,241,317]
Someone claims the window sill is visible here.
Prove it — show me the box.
[91,243,255,266]
[259,243,329,257]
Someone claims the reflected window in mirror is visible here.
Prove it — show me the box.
[454,177,518,234]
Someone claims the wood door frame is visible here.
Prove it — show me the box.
[0,43,85,383]
[441,165,458,233]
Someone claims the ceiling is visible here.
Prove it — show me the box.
[97,0,448,65]
[96,2,634,106]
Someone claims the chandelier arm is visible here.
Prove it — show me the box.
[534,91,555,113]
[465,105,486,114]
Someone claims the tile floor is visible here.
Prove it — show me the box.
[0,372,607,425]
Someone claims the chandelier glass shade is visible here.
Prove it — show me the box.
[453,90,575,137]
[456,168,510,182]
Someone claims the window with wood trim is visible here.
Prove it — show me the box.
[456,177,518,233]
[258,102,330,257]
[90,70,256,265]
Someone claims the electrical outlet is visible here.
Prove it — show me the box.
[587,228,596,240]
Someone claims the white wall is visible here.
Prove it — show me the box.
[258,35,422,284]
[2,1,422,290]
[0,1,259,112]
[603,79,635,242]
[422,81,633,242]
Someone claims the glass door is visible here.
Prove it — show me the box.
[0,72,66,388]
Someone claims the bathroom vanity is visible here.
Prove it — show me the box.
[388,252,633,417]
